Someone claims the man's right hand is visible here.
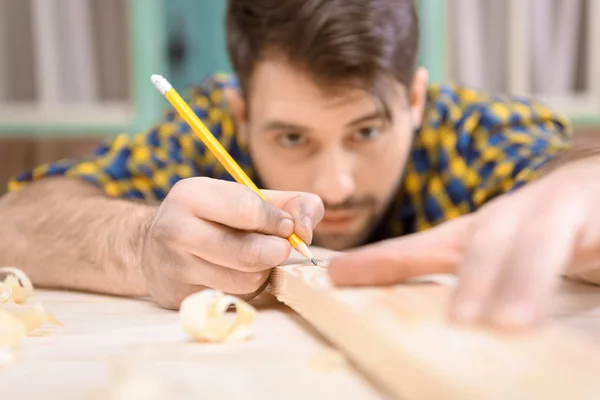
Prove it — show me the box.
[141,177,324,309]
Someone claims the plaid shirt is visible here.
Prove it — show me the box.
[9,73,572,242]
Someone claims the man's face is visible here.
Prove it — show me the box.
[231,58,427,250]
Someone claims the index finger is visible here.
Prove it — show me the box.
[171,178,294,237]
[329,217,470,286]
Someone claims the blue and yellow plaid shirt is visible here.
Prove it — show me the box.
[9,73,572,242]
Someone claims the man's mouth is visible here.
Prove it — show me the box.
[319,210,361,229]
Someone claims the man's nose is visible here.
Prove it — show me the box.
[311,149,356,206]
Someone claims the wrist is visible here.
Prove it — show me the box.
[113,201,158,296]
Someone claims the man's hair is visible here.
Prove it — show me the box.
[225,0,420,105]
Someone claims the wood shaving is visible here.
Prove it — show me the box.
[3,302,63,333]
[179,290,256,343]
[0,309,27,349]
[0,267,34,305]
[0,267,63,364]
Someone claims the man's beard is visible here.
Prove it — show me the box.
[312,214,380,250]
[313,196,381,250]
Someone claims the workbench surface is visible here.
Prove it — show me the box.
[3,276,600,399]
[1,289,385,399]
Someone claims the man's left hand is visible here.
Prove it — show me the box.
[329,159,600,331]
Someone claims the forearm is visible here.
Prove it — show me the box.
[0,177,157,296]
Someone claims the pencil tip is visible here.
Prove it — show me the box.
[311,257,318,266]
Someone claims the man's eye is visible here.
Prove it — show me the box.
[352,127,381,142]
[277,132,309,148]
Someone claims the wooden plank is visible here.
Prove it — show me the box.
[268,248,600,400]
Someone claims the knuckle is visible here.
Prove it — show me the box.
[169,178,191,199]
[169,177,210,201]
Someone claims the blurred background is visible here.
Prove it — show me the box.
[0,0,598,195]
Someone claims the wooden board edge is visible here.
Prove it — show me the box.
[268,265,600,400]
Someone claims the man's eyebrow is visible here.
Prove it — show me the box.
[345,110,385,128]
[261,120,311,132]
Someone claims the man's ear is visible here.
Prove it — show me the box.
[409,67,429,128]
[224,87,249,145]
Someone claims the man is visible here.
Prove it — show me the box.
[0,0,571,314]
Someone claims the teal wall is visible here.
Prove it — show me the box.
[165,0,232,92]
[415,0,447,84]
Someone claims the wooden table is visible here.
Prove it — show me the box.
[0,289,386,399]
[2,276,600,399]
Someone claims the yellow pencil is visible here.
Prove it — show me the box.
[151,74,316,265]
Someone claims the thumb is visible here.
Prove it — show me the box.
[329,216,472,287]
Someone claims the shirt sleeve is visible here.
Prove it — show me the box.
[7,74,250,201]
[459,95,573,208]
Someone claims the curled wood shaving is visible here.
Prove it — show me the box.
[0,267,63,364]
[179,290,256,343]
[3,302,63,333]
[0,267,34,305]
[0,309,27,349]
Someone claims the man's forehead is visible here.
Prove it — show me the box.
[246,58,405,122]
